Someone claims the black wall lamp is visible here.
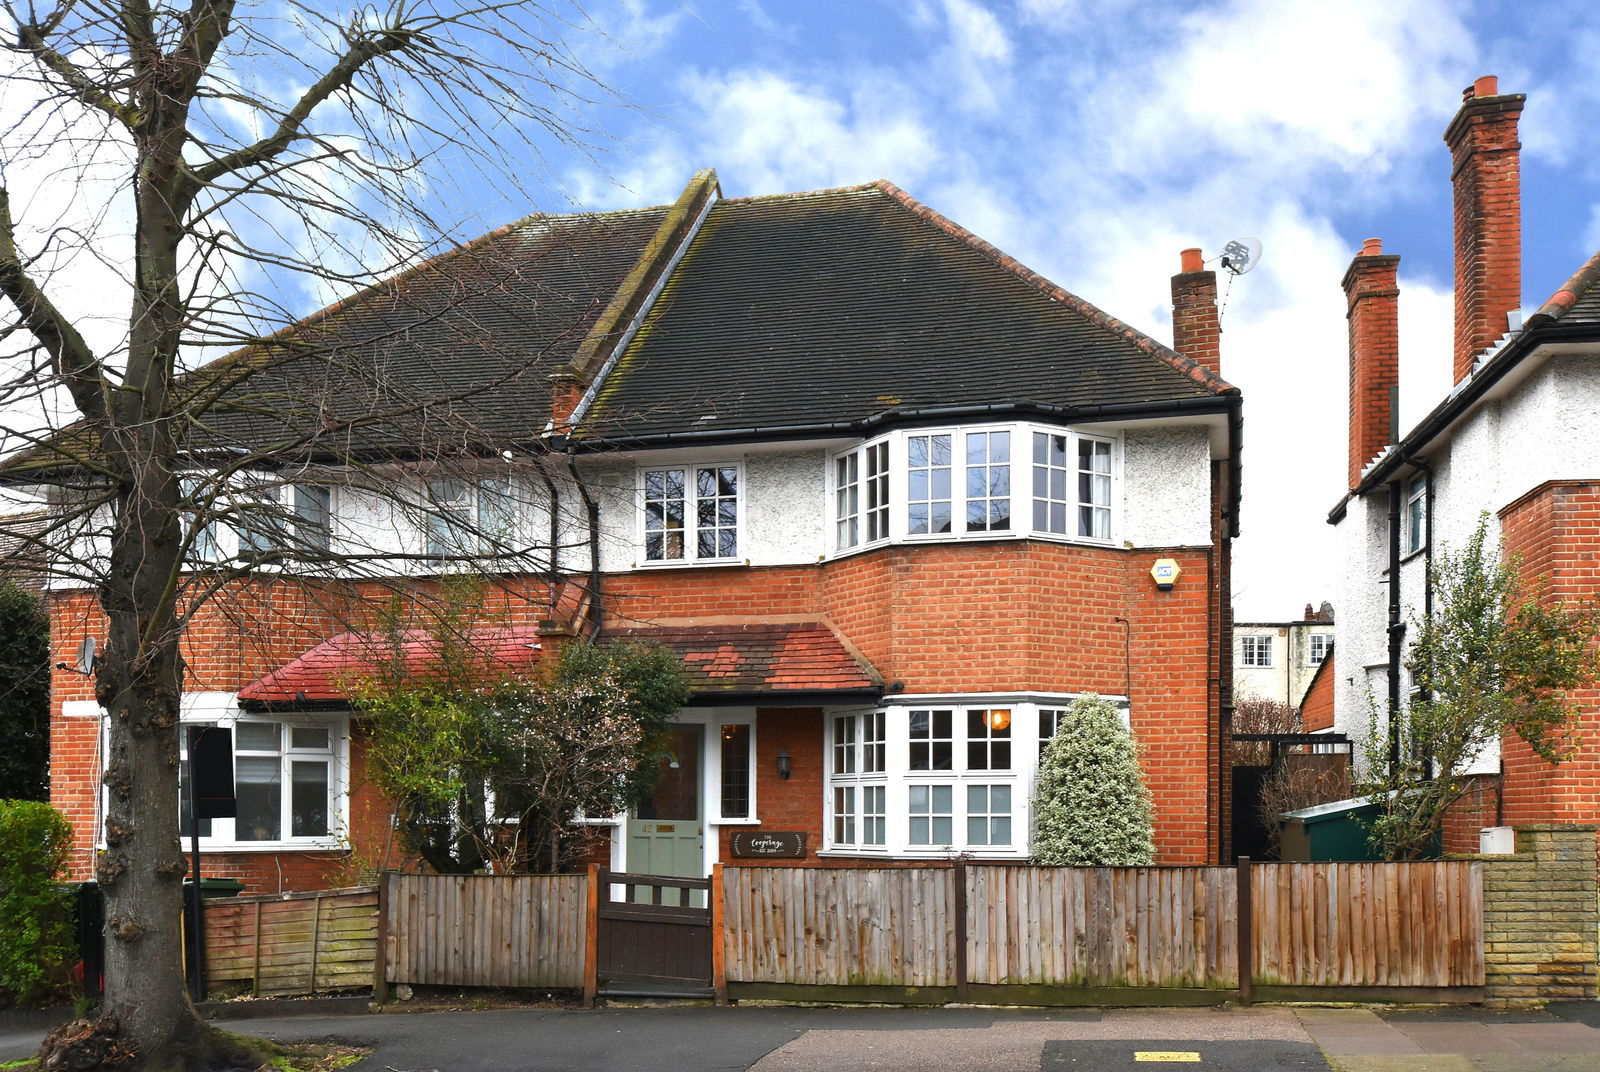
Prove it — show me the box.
[775,750,793,780]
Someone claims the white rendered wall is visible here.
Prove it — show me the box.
[1123,427,1213,548]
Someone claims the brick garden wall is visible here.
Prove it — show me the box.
[1469,824,1598,1006]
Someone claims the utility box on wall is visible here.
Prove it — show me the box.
[1480,826,1516,854]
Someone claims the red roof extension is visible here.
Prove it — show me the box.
[237,627,542,703]
[609,622,879,694]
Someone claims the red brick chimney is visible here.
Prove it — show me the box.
[1444,75,1524,384]
[1344,237,1401,488]
[1171,247,1221,376]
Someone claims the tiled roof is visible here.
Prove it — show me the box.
[2,208,667,477]
[609,622,880,696]
[582,182,1234,443]
[1528,249,1600,329]
[237,627,542,703]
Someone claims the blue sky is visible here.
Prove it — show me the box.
[545,0,1600,619]
[3,1,1596,620]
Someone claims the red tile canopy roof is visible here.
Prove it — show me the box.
[608,621,880,696]
[237,627,542,703]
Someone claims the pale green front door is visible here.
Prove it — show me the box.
[626,725,705,891]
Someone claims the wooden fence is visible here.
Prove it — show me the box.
[201,859,1486,1004]
[381,873,588,991]
[204,886,378,997]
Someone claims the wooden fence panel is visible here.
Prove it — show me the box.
[385,874,588,989]
[720,867,956,987]
[204,887,378,997]
[1250,861,1484,988]
[967,866,1237,988]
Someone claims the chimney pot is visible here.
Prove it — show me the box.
[1360,237,1383,257]
[1471,74,1498,99]
[1180,247,1204,274]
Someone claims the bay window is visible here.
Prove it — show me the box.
[829,422,1117,554]
[827,697,1128,857]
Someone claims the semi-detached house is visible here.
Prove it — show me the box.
[45,169,1242,891]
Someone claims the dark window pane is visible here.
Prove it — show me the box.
[291,761,328,836]
[697,531,717,557]
[236,756,281,841]
[932,741,953,770]
[718,530,737,557]
[291,727,328,749]
[721,724,751,817]
[992,741,1011,770]
[932,504,952,534]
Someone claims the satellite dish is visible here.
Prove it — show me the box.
[1220,237,1263,276]
[75,636,96,675]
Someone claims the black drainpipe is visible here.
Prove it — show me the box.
[1386,479,1404,775]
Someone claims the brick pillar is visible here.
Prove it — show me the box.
[1171,248,1221,377]
[1444,75,1524,384]
[1472,824,1599,1006]
[1342,237,1401,488]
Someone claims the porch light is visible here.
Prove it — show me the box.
[775,749,793,780]
[986,709,1012,732]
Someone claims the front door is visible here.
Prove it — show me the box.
[626,724,705,885]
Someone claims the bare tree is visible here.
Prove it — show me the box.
[0,3,631,1065]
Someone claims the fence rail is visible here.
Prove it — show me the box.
[204,886,378,997]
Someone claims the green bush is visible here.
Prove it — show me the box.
[0,800,76,1007]
[1030,693,1156,866]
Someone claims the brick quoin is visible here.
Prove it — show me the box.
[50,524,1228,886]
[1495,482,1600,829]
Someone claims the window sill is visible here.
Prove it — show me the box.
[817,848,1030,859]
[631,557,748,571]
[178,840,346,854]
[712,817,761,826]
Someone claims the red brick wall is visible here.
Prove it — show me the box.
[50,523,1226,883]
[1440,775,1502,856]
[1300,652,1336,732]
[1497,481,1600,826]
[719,707,824,866]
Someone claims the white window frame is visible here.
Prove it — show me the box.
[826,422,1121,557]
[637,461,744,565]
[424,474,517,560]
[1406,474,1426,556]
[825,695,1129,860]
[238,481,335,562]
[1308,633,1332,667]
[165,694,349,852]
[1241,634,1274,668]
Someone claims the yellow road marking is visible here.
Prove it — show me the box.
[1134,1054,1201,1063]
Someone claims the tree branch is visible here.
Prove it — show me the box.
[0,185,109,422]
[192,19,419,184]
[8,6,141,128]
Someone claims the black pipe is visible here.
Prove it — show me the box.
[1386,480,1404,774]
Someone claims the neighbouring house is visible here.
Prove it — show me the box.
[1232,601,1335,709]
[34,170,1242,892]
[1330,76,1600,853]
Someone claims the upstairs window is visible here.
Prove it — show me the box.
[641,463,740,563]
[829,422,1117,554]
[240,483,333,560]
[1406,474,1426,555]
[425,476,515,560]
[1241,634,1274,668]
[1308,633,1332,666]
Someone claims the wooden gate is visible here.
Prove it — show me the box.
[595,870,712,995]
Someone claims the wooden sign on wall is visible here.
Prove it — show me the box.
[729,831,807,859]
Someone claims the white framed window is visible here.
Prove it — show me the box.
[826,699,1133,858]
[718,722,754,821]
[1406,474,1426,555]
[425,475,516,559]
[1241,635,1274,668]
[239,483,333,560]
[176,707,347,849]
[828,423,1119,555]
[1308,633,1332,666]
[641,463,741,563]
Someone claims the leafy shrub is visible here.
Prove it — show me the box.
[1031,694,1156,866]
[0,800,76,1007]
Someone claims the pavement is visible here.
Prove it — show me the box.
[2,1001,1600,1070]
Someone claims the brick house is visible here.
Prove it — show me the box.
[43,170,1242,892]
[1329,76,1600,852]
